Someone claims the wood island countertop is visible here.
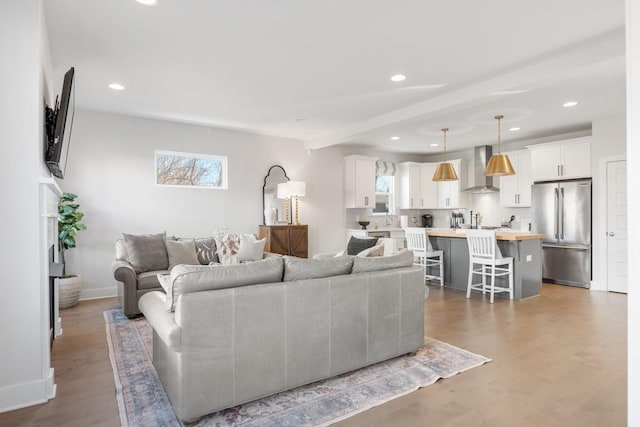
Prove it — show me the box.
[427,229,545,241]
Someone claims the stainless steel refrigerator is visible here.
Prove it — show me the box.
[531,179,591,288]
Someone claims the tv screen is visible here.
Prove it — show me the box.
[46,67,75,179]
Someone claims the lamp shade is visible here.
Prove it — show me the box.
[485,154,516,176]
[277,182,290,199]
[287,181,306,197]
[432,162,459,181]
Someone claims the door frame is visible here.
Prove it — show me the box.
[598,155,626,292]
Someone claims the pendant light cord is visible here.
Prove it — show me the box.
[495,115,503,154]
[441,128,449,162]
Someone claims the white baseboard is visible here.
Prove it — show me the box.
[0,369,55,413]
[80,286,117,301]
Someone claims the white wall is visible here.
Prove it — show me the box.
[591,114,626,291]
[0,0,55,412]
[626,0,639,422]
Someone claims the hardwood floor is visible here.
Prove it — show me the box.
[0,284,626,426]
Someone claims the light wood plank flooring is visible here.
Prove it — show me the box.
[0,284,626,426]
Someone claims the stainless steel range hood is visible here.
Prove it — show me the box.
[461,145,499,193]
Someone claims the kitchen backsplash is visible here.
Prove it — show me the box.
[346,193,531,230]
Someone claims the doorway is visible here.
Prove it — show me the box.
[606,160,628,293]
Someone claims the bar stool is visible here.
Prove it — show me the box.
[404,227,444,286]
[465,229,513,303]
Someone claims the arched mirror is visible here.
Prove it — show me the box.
[263,165,290,225]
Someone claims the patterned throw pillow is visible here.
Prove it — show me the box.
[215,233,241,265]
[194,237,218,264]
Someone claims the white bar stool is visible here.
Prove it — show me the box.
[465,229,514,303]
[404,227,444,286]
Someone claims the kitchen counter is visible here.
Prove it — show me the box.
[426,233,543,300]
[346,227,405,232]
[427,229,545,241]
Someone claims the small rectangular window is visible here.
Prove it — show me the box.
[155,150,228,189]
[373,175,394,214]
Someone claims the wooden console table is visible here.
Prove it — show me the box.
[259,224,308,258]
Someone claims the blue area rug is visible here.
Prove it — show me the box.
[104,309,491,426]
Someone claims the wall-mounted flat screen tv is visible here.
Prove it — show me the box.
[45,67,75,179]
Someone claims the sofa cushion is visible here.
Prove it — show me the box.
[157,273,171,293]
[346,236,378,256]
[351,249,414,274]
[138,270,170,290]
[123,232,169,273]
[283,256,354,281]
[194,237,218,264]
[165,256,285,311]
[165,238,199,269]
[357,243,385,257]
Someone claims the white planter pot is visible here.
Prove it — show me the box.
[56,275,82,309]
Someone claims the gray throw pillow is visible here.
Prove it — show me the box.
[165,238,199,269]
[351,249,414,274]
[194,237,219,264]
[346,236,378,256]
[123,232,169,273]
[283,256,354,281]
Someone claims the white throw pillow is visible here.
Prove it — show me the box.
[237,235,266,262]
[157,273,171,293]
[357,243,385,258]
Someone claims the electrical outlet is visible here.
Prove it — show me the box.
[526,254,532,262]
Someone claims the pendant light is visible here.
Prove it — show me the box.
[432,128,459,181]
[485,115,516,176]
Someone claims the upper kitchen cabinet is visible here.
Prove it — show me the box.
[528,137,591,182]
[436,159,466,209]
[499,150,532,207]
[397,162,439,209]
[344,155,377,208]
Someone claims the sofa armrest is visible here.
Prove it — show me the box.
[263,251,282,259]
[112,260,139,318]
[139,291,181,351]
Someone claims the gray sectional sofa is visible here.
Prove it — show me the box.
[139,250,426,422]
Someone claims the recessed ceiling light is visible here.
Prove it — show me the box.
[108,83,125,91]
[390,74,406,82]
[430,143,439,147]
[509,127,521,131]
[563,101,578,107]
[390,136,400,140]
[135,0,158,5]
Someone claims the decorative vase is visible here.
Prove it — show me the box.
[57,275,82,309]
[264,205,277,225]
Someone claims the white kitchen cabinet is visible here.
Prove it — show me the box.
[499,150,532,207]
[397,162,421,209]
[398,162,442,209]
[528,138,591,181]
[436,159,465,208]
[420,163,438,208]
[344,155,377,208]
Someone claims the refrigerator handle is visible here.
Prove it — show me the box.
[560,187,565,239]
[554,187,559,239]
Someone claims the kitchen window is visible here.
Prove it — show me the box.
[373,175,395,214]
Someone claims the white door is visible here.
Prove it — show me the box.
[355,159,376,208]
[561,141,591,179]
[531,146,562,181]
[421,164,438,208]
[409,164,421,208]
[607,160,628,293]
[516,152,532,206]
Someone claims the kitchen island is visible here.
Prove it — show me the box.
[426,229,545,300]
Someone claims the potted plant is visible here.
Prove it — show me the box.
[56,192,87,309]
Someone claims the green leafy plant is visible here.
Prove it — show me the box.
[58,192,86,255]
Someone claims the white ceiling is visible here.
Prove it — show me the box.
[44,0,626,154]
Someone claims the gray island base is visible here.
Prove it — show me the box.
[426,231,544,300]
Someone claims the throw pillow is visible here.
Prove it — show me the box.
[165,238,199,269]
[215,233,241,265]
[357,243,385,257]
[351,249,414,274]
[237,235,266,262]
[346,236,378,256]
[194,237,219,264]
[123,232,169,273]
